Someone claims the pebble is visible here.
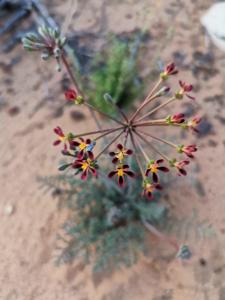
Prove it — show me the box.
[4,204,15,216]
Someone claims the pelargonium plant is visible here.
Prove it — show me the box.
[22,25,201,202]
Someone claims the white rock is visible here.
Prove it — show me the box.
[201,2,225,51]
[4,204,15,216]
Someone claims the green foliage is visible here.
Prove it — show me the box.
[39,170,168,272]
[88,35,143,116]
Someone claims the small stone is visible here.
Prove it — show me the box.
[4,204,15,216]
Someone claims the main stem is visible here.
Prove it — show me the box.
[61,52,125,127]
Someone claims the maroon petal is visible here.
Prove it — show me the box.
[108,171,117,178]
[86,139,91,144]
[179,80,184,88]
[117,144,123,150]
[127,149,133,155]
[112,157,119,164]
[124,170,135,178]
[109,151,115,157]
[186,94,195,100]
[179,168,187,176]
[73,141,80,147]
[156,159,164,164]
[155,184,163,190]
[81,170,88,180]
[54,126,64,137]
[118,176,124,187]
[158,166,169,172]
[146,191,153,200]
[53,139,61,146]
[145,169,150,177]
[152,173,158,183]
[87,151,94,160]
[90,167,97,177]
[122,164,129,169]
[77,150,84,159]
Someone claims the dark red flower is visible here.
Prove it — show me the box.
[65,89,77,101]
[142,179,162,200]
[108,164,135,187]
[65,89,84,105]
[170,159,190,176]
[166,113,185,125]
[72,138,95,159]
[160,62,178,80]
[72,157,98,180]
[145,159,169,183]
[109,144,133,164]
[53,126,75,151]
[175,81,195,100]
[177,144,197,159]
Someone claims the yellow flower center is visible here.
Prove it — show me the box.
[149,164,158,173]
[79,142,87,151]
[117,168,124,177]
[146,184,153,192]
[59,136,66,142]
[81,162,89,171]
[116,150,126,161]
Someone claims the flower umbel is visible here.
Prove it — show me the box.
[22,30,201,199]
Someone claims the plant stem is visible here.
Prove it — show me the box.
[94,127,123,141]
[129,78,162,123]
[61,51,103,131]
[134,135,150,162]
[130,131,145,179]
[134,119,167,127]
[136,97,176,122]
[95,130,124,160]
[129,94,159,123]
[73,127,122,138]
[134,130,170,162]
[137,130,177,148]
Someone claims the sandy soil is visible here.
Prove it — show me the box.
[1,0,225,299]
